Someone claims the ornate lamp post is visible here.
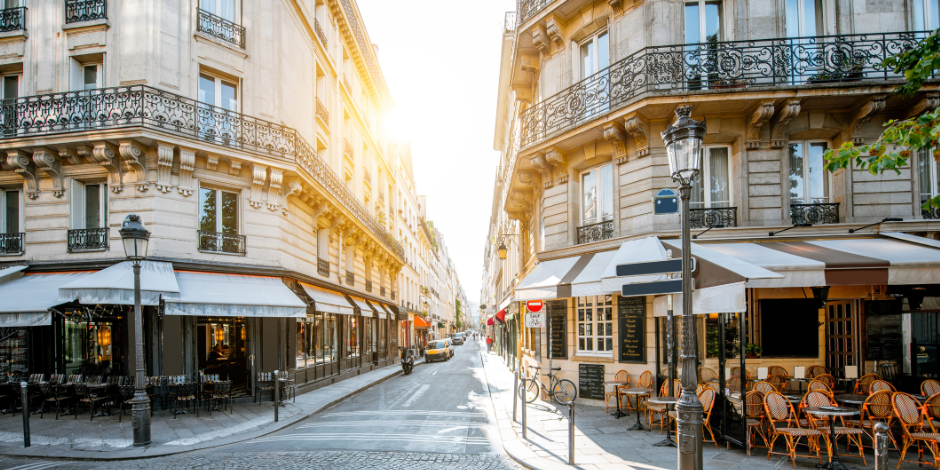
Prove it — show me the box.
[119,214,151,447]
[660,105,706,469]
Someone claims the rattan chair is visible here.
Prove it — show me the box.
[255,372,275,404]
[807,365,829,378]
[745,390,768,456]
[855,373,881,395]
[846,390,897,450]
[807,380,833,396]
[768,366,788,378]
[766,374,788,393]
[731,367,751,379]
[764,391,824,467]
[893,392,940,468]
[802,390,866,466]
[636,370,654,410]
[605,370,629,413]
[924,393,940,436]
[923,380,940,397]
[647,380,680,434]
[881,362,901,385]
[727,376,748,397]
[870,379,896,394]
[667,387,717,447]
[698,367,717,384]
[814,373,836,390]
[754,381,777,395]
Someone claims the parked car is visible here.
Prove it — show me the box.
[452,333,465,345]
[425,339,451,362]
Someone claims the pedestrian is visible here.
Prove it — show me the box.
[486,335,492,353]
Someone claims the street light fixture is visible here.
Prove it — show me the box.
[119,214,151,447]
[494,233,518,260]
[661,105,706,469]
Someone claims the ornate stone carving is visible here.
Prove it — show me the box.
[206,154,219,172]
[32,148,64,197]
[545,147,566,168]
[118,141,148,191]
[91,142,123,193]
[249,164,268,208]
[155,142,174,193]
[177,146,196,196]
[267,168,283,211]
[228,158,242,177]
[7,150,39,198]
[530,152,552,188]
[771,100,801,148]
[603,123,629,159]
[283,179,303,215]
[746,101,775,150]
[850,95,888,144]
[75,146,93,164]
[623,115,649,157]
[908,94,940,118]
[545,17,564,49]
[55,147,82,166]
[531,23,548,55]
[311,201,330,229]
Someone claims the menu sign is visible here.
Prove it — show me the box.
[548,300,567,359]
[579,364,606,400]
[618,296,646,363]
[866,301,902,361]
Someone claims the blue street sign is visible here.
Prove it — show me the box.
[653,189,678,215]
[616,258,695,277]
[621,279,683,297]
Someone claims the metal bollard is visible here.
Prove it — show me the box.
[521,376,527,440]
[874,422,889,470]
[273,370,279,423]
[568,401,575,466]
[512,370,518,423]
[20,382,28,448]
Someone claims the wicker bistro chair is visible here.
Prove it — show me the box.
[766,374,788,393]
[893,392,940,468]
[606,370,629,413]
[731,367,751,379]
[38,382,69,420]
[801,391,867,466]
[636,371,654,410]
[855,373,881,395]
[276,370,296,403]
[745,390,769,456]
[923,380,940,397]
[768,366,788,378]
[847,390,898,449]
[727,376,749,397]
[763,391,825,467]
[870,379,897,394]
[807,380,833,396]
[699,367,717,384]
[73,383,108,421]
[814,374,837,391]
[647,380,680,434]
[668,387,718,447]
[808,365,829,378]
[754,381,777,395]
[255,372,275,404]
[924,393,940,436]
[117,384,136,423]
[882,362,902,385]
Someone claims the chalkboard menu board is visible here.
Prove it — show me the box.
[618,296,646,363]
[548,300,567,359]
[579,364,605,400]
[866,301,902,361]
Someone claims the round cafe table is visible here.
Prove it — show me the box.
[804,406,861,470]
[647,396,678,446]
[834,394,866,406]
[621,388,653,431]
[604,380,630,419]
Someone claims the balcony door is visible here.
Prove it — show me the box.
[198,73,238,145]
[70,60,102,127]
[919,149,940,219]
[70,181,108,251]
[0,189,20,254]
[690,146,732,231]
[788,141,829,204]
[200,0,236,22]
[0,73,18,135]
[579,164,614,243]
[914,0,940,34]
[578,30,609,117]
[199,186,240,253]
[685,0,723,88]
[785,0,824,83]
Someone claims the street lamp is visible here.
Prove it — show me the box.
[119,214,151,447]
[661,105,706,469]
[494,233,518,260]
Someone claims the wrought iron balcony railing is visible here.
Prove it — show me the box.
[0,7,25,32]
[504,12,517,33]
[520,32,925,149]
[0,232,24,255]
[365,279,372,293]
[342,74,352,92]
[68,228,108,252]
[576,219,614,245]
[314,18,328,48]
[316,98,328,123]
[317,257,330,277]
[196,8,245,49]
[0,85,404,260]
[345,270,355,286]
[518,0,550,23]
[380,286,385,297]
[689,207,738,229]
[197,230,246,255]
[65,0,106,24]
[391,291,396,301]
[790,202,840,225]
[923,205,940,220]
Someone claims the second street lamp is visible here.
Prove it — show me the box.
[661,105,706,470]
[119,214,152,447]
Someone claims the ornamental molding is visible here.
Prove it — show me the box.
[91,142,123,193]
[249,163,268,208]
[177,146,197,196]
[545,17,564,50]
[267,168,283,211]
[771,100,801,148]
[746,101,775,150]
[622,115,649,157]
[330,0,392,109]
[602,122,629,159]
[55,147,82,166]
[6,149,38,198]
[32,147,64,197]
[850,94,888,145]
[531,23,548,55]
[530,152,552,188]
[227,158,242,177]
[206,154,219,172]
[908,93,940,119]
[545,147,566,168]
[154,141,174,193]
[118,140,148,191]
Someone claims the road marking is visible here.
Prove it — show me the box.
[325,410,484,418]
[247,433,489,445]
[297,420,486,429]
[6,463,63,470]
[401,384,429,408]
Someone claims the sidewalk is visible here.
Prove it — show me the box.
[0,360,419,460]
[479,349,909,470]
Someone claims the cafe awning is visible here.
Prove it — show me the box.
[369,300,387,319]
[164,272,306,318]
[347,296,375,317]
[58,261,180,306]
[0,265,26,285]
[570,250,618,298]
[299,283,354,315]
[0,272,90,327]
[514,257,580,301]
[600,236,670,292]
[415,315,431,329]
[486,316,495,326]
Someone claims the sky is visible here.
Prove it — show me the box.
[357,0,515,306]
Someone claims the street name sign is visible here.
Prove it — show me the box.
[653,189,679,215]
[615,258,695,277]
[621,279,683,297]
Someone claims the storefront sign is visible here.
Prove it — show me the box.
[526,300,543,312]
[866,300,902,361]
[548,300,567,359]
[578,364,605,400]
[524,312,545,328]
[618,296,646,363]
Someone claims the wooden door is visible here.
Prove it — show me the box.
[826,300,859,378]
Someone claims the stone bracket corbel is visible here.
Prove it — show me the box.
[531,23,548,55]
[603,122,629,163]
[7,149,39,199]
[91,142,123,193]
[266,168,283,211]
[155,142,175,193]
[118,140,148,191]
[177,146,196,196]
[609,0,624,14]
[206,154,219,172]
[282,179,303,216]
[249,164,268,208]
[228,158,242,177]
[623,115,650,159]
[907,93,940,119]
[311,201,330,229]
[545,147,566,169]
[32,148,64,197]
[545,17,564,50]
[529,152,553,189]
[850,95,888,145]
[771,100,801,148]
[746,101,775,150]
[55,147,82,166]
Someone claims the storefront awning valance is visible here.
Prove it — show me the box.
[0,272,90,326]
[514,257,581,301]
[299,283,354,315]
[347,296,375,317]
[377,303,393,319]
[0,265,26,285]
[570,250,618,298]
[369,300,386,319]
[486,316,495,326]
[415,315,431,329]
[164,272,306,318]
[58,261,180,306]
[653,281,747,316]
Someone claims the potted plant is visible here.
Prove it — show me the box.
[745,344,762,358]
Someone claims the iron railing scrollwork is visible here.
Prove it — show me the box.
[380,286,385,297]
[518,0,550,23]
[391,291,396,301]
[576,219,614,245]
[0,232,24,255]
[317,257,330,276]
[790,203,840,225]
[504,12,517,33]
[345,270,354,286]
[0,7,25,32]
[67,228,108,252]
[365,280,372,293]
[0,85,405,260]
[520,32,926,148]
[65,0,106,24]
[923,205,940,220]
[314,18,328,48]
[197,230,246,255]
[316,98,328,123]
[689,207,738,229]
[196,8,245,49]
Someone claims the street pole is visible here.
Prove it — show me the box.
[20,382,28,447]
[520,375,527,440]
[513,369,518,422]
[130,261,151,446]
[676,180,703,469]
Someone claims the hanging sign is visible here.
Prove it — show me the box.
[524,312,545,328]
[526,300,543,313]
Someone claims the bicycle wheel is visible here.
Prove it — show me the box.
[552,379,577,405]
[519,378,539,403]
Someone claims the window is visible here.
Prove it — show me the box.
[685,0,722,44]
[690,146,730,209]
[577,295,613,354]
[199,186,242,253]
[346,315,359,358]
[70,60,101,92]
[3,0,21,8]
[200,0,235,21]
[919,149,939,217]
[788,142,829,204]
[198,73,237,112]
[579,30,609,79]
[0,189,19,233]
[581,164,613,226]
[71,181,107,230]
[785,0,823,38]
[915,0,940,32]
[2,74,17,101]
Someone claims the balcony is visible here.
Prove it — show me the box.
[366,279,373,293]
[690,207,738,229]
[380,286,385,297]
[576,219,614,245]
[0,7,25,33]
[197,230,246,255]
[68,228,108,252]
[0,232,24,255]
[391,291,396,301]
[65,0,106,24]
[520,32,924,149]
[196,8,245,49]
[504,12,517,34]
[790,202,840,225]
[316,98,329,124]
[314,18,328,48]
[518,0,550,23]
[345,270,355,286]
[364,168,371,185]
[342,74,352,92]
[0,85,404,260]
[317,257,329,276]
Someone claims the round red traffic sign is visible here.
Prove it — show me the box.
[526,300,543,313]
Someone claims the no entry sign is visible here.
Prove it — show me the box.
[526,300,543,313]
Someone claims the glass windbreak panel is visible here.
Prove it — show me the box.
[198,75,216,107]
[599,165,613,220]
[685,3,701,44]
[347,316,359,358]
[582,170,597,224]
[85,184,100,229]
[4,191,17,233]
[580,40,594,78]
[296,319,308,367]
[808,142,828,202]
[788,143,805,203]
[324,314,337,362]
[221,81,237,112]
[221,191,238,233]
[2,76,16,100]
[709,147,730,207]
[199,187,217,232]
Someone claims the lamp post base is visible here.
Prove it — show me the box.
[130,391,151,447]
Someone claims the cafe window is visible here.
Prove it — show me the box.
[760,299,820,357]
[581,164,613,226]
[63,310,125,377]
[577,295,613,354]
[346,315,359,358]
[690,146,730,209]
[705,313,740,359]
[297,312,338,367]
[788,141,830,204]
[0,189,20,234]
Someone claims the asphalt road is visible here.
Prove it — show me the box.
[0,339,519,469]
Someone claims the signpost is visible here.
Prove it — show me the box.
[525,300,545,328]
[616,258,694,297]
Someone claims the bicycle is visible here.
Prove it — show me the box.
[519,365,577,405]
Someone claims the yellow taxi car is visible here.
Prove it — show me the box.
[424,339,451,362]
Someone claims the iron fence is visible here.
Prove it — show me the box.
[316,98,328,123]
[196,8,245,49]
[67,228,108,252]
[65,0,105,23]
[0,232,23,255]
[790,202,840,225]
[0,7,25,32]
[925,206,940,220]
[197,230,246,255]
[576,219,614,245]
[518,0,550,23]
[689,207,737,229]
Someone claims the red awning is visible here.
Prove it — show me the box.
[496,309,506,323]
[414,316,431,329]
[486,317,495,326]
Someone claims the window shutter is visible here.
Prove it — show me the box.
[69,59,82,92]
[70,179,84,229]
[100,184,108,228]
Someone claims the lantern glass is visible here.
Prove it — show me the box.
[119,214,151,261]
[661,105,706,183]
[497,244,508,260]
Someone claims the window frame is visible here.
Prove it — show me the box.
[788,140,832,204]
[70,180,108,230]
[70,59,102,92]
[685,0,723,44]
[198,72,238,113]
[577,295,614,356]
[0,188,22,234]
[200,0,238,22]
[914,0,940,32]
[198,185,241,235]
[691,145,732,209]
[578,29,609,80]
[785,0,824,38]
[580,163,614,227]
[918,148,939,205]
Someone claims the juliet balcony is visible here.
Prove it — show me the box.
[519,32,925,149]
[65,0,106,24]
[197,230,246,255]
[67,228,108,253]
[196,8,246,49]
[0,232,24,255]
[0,6,25,33]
